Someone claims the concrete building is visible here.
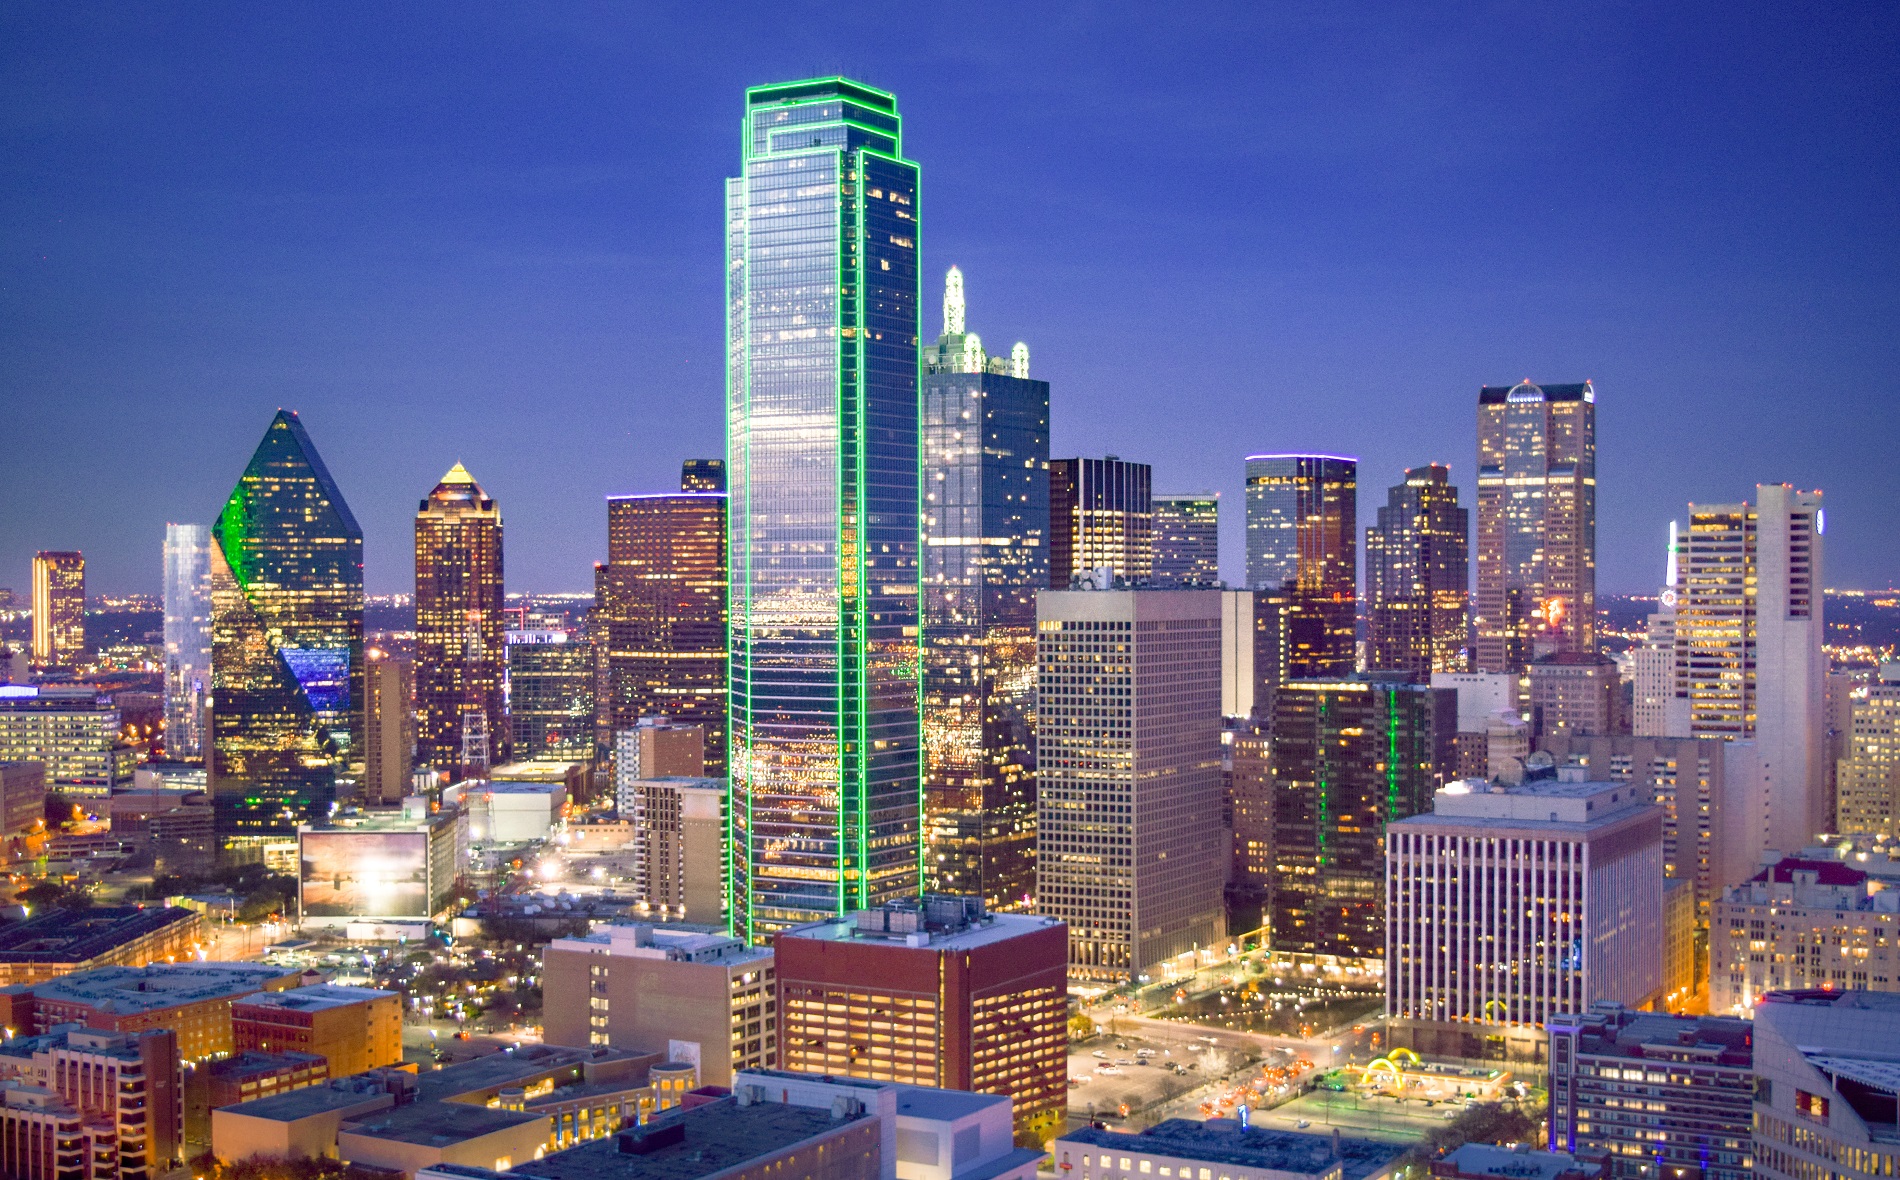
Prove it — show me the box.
[232,984,402,1076]
[1387,772,1664,1064]
[1220,592,1256,722]
[1055,1119,1403,1180]
[542,924,774,1086]
[0,761,45,844]
[1545,1004,1753,1179]
[339,1099,550,1177]
[0,962,300,1063]
[1750,988,1900,1180]
[1837,664,1900,839]
[1035,587,1225,981]
[776,898,1068,1144]
[363,649,416,806]
[211,1075,398,1163]
[1710,849,1900,1014]
[447,778,565,844]
[507,631,596,766]
[0,1025,183,1180]
[1527,652,1623,744]
[1432,1144,1601,1179]
[622,777,723,925]
[612,719,705,810]
[183,1049,327,1142]
[0,906,207,988]
[0,1082,88,1180]
[0,686,130,796]
[1429,672,1517,779]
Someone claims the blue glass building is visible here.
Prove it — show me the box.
[726,78,922,939]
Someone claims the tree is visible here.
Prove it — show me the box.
[1069,1012,1097,1042]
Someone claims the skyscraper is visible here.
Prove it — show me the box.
[414,463,505,779]
[162,525,212,760]
[1048,457,1152,588]
[1674,485,1826,859]
[1364,464,1468,678]
[1835,664,1900,838]
[1631,521,1688,737]
[361,648,414,807]
[679,459,726,492]
[505,630,595,765]
[1152,493,1220,587]
[1474,381,1597,673]
[726,77,921,940]
[919,265,1049,908]
[1243,454,1356,693]
[209,410,363,838]
[30,551,85,668]
[595,491,726,777]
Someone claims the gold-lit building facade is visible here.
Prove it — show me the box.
[1365,463,1469,677]
[1048,457,1151,589]
[920,265,1048,909]
[209,410,363,837]
[30,551,85,668]
[363,649,414,806]
[1474,380,1596,674]
[414,464,505,779]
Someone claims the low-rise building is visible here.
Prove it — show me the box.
[447,779,566,845]
[1430,1144,1601,1179]
[0,686,132,796]
[0,1082,87,1180]
[183,1050,328,1143]
[1710,850,1900,1014]
[0,906,207,988]
[1750,988,1900,1180]
[1055,1118,1403,1180]
[0,962,301,1062]
[542,924,773,1086]
[338,1099,550,1177]
[232,984,403,1076]
[211,1075,397,1163]
[1546,1003,1753,1179]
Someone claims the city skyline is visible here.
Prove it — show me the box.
[4,7,1896,600]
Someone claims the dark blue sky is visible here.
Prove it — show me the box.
[3,3,1896,597]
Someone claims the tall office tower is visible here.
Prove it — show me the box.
[1473,381,1597,674]
[1825,669,1872,831]
[1526,651,1622,742]
[1387,772,1663,1063]
[726,77,921,940]
[29,551,85,668]
[1035,588,1226,980]
[680,459,726,493]
[775,897,1069,1144]
[1632,522,1688,736]
[1674,485,1826,859]
[596,492,726,779]
[414,464,506,780]
[1267,676,1454,960]
[919,264,1050,908]
[209,410,363,838]
[162,525,212,760]
[1836,664,1900,838]
[1048,457,1152,589]
[1151,494,1220,588]
[505,630,595,764]
[361,649,414,807]
[1243,455,1356,696]
[1365,464,1469,678]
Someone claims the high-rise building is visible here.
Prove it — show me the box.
[1546,1005,1755,1180]
[1364,464,1468,678]
[1674,485,1826,861]
[506,630,595,766]
[1526,651,1623,742]
[1387,772,1664,1063]
[415,464,506,779]
[1474,381,1597,674]
[775,897,1069,1144]
[1837,664,1900,837]
[1034,587,1225,981]
[162,525,212,760]
[1710,849,1900,1013]
[919,265,1049,909]
[1631,522,1687,737]
[209,410,364,838]
[679,459,726,493]
[1048,457,1152,589]
[1152,494,1220,588]
[1750,989,1900,1180]
[0,687,130,796]
[626,777,724,924]
[725,77,921,940]
[362,649,414,807]
[1266,676,1454,960]
[30,552,85,668]
[1825,668,1872,832]
[596,494,726,780]
[1243,455,1356,698]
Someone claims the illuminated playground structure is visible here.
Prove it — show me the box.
[1349,1048,1512,1103]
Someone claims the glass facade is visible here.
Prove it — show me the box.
[727,77,922,940]
[1048,457,1152,589]
[1245,455,1357,693]
[507,629,595,764]
[1474,381,1596,673]
[1151,493,1219,587]
[163,524,212,759]
[30,551,85,668]
[209,410,363,835]
[920,265,1049,908]
[1365,464,1470,677]
[414,464,506,778]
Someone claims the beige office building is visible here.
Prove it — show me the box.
[1836,665,1900,838]
[626,776,723,925]
[362,650,415,806]
[1710,844,1900,1014]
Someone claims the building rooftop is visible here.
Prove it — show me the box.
[207,1050,328,1082]
[1478,381,1593,404]
[1750,856,1869,888]
[550,924,773,967]
[1062,1120,1401,1180]
[1549,1004,1752,1068]
[894,1085,1005,1123]
[1413,774,1653,829]
[780,896,1064,952]
[8,962,296,1013]
[509,1099,868,1180]
[0,906,199,965]
[236,983,396,1013]
[343,1098,546,1146]
[1439,1143,1602,1179]
[218,1077,396,1122]
[413,1044,644,1105]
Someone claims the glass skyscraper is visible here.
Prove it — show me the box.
[415,463,506,779]
[920,265,1049,909]
[163,523,212,760]
[1244,454,1357,693]
[1152,493,1220,587]
[209,409,363,837]
[1048,457,1153,588]
[1365,464,1469,677]
[726,77,922,940]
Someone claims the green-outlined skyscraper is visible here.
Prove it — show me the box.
[209,409,364,842]
[726,78,922,941]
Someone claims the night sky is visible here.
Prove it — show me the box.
[3,4,1896,597]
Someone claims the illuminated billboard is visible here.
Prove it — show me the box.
[301,829,430,918]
